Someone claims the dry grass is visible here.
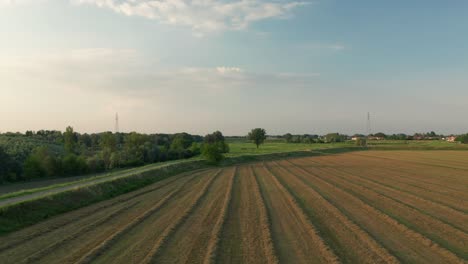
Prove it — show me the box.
[0,151,467,264]
[254,163,338,263]
[281,159,464,263]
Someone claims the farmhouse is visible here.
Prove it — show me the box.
[446,136,457,142]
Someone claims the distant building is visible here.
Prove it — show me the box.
[446,136,457,142]
[367,136,385,140]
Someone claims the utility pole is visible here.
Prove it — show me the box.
[366,112,371,136]
[115,113,119,134]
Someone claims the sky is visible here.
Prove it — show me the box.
[1,0,468,136]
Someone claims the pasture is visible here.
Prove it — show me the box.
[0,150,466,263]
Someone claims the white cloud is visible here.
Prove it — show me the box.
[216,66,243,74]
[300,42,347,52]
[0,0,45,5]
[71,0,306,35]
[327,44,345,51]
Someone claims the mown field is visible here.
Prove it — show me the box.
[0,151,467,264]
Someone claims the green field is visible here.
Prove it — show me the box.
[227,140,354,156]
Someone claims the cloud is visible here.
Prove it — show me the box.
[0,0,45,5]
[216,66,243,74]
[71,0,306,35]
[300,42,347,52]
[327,44,345,51]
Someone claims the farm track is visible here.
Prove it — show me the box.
[253,163,338,263]
[287,159,468,259]
[293,157,468,232]
[278,160,464,263]
[216,166,278,264]
[0,151,466,264]
[265,162,398,263]
[0,170,203,264]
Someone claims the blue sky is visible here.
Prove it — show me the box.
[1,0,467,135]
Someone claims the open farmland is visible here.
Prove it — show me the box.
[0,151,467,263]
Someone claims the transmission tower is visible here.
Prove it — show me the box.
[366,112,371,136]
[115,113,119,133]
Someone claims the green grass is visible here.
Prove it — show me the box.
[0,157,202,202]
[367,140,468,150]
[0,160,206,235]
[227,140,354,156]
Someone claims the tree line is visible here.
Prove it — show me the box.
[0,127,205,183]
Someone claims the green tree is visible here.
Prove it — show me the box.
[456,134,468,144]
[64,126,77,154]
[170,133,194,150]
[355,137,367,147]
[204,131,229,153]
[201,131,230,164]
[0,147,20,182]
[202,143,224,165]
[23,147,61,179]
[325,133,345,143]
[283,133,293,143]
[100,132,117,152]
[248,128,267,149]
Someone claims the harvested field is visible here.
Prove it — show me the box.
[0,151,467,263]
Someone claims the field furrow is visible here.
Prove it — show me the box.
[0,171,202,264]
[292,158,468,232]
[286,159,468,259]
[216,165,278,264]
[139,169,223,264]
[253,163,338,264]
[304,156,468,213]
[152,167,236,263]
[278,160,464,264]
[319,154,468,195]
[353,151,468,171]
[87,169,219,264]
[0,170,195,254]
[0,151,466,264]
[203,167,237,264]
[354,151,468,170]
[265,162,398,263]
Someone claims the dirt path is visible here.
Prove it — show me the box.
[0,163,204,208]
[0,170,203,264]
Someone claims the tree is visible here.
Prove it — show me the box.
[23,147,61,179]
[355,137,367,147]
[64,126,77,154]
[324,133,345,143]
[204,131,229,153]
[100,132,117,152]
[248,128,267,149]
[283,133,293,143]
[201,131,229,165]
[170,133,194,150]
[374,132,387,139]
[0,147,20,182]
[456,134,468,144]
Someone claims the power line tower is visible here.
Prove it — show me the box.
[366,112,371,136]
[115,113,119,134]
